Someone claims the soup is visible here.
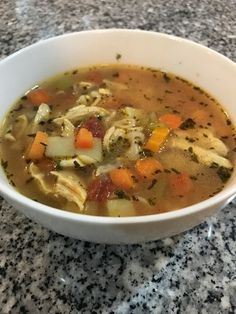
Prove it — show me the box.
[0,65,235,216]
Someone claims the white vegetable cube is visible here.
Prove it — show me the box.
[107,199,136,217]
[45,137,76,157]
[45,136,102,162]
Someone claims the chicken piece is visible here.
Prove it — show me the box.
[103,115,145,160]
[76,90,102,107]
[28,163,53,194]
[29,103,51,133]
[64,105,109,122]
[103,126,126,152]
[3,133,16,142]
[169,136,232,169]
[125,128,145,160]
[53,118,75,137]
[60,156,96,168]
[174,129,229,157]
[51,171,87,211]
[121,106,144,121]
[34,103,51,125]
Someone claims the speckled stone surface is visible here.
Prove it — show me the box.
[0,1,236,313]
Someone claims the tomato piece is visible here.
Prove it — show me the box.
[87,176,116,202]
[81,117,105,139]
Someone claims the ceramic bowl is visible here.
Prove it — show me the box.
[0,29,235,243]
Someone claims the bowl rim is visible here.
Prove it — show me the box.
[0,28,236,224]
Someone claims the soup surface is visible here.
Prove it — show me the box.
[0,64,235,216]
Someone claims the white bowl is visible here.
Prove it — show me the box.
[0,29,236,244]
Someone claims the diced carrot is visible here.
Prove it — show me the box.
[145,127,169,152]
[26,131,48,160]
[74,128,94,149]
[169,172,193,196]
[159,114,182,129]
[86,71,103,84]
[27,89,50,105]
[110,168,135,190]
[135,158,163,178]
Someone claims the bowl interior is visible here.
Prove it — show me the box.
[0,29,236,220]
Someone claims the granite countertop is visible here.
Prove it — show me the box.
[0,1,236,313]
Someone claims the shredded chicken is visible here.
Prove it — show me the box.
[103,126,126,152]
[3,133,16,142]
[51,171,87,211]
[34,103,51,125]
[121,107,144,121]
[63,105,109,122]
[53,118,75,137]
[103,114,145,160]
[174,129,229,157]
[60,156,97,168]
[125,128,145,160]
[169,136,232,169]
[28,163,53,194]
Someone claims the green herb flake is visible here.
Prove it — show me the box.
[180,118,196,130]
[116,53,122,61]
[10,180,16,187]
[210,162,219,169]
[55,160,63,171]
[13,104,24,112]
[217,167,232,183]
[40,142,47,147]
[193,86,204,94]
[115,190,130,199]
[163,73,171,83]
[185,136,195,143]
[187,147,198,163]
[73,160,81,169]
[171,168,180,174]
[139,149,153,158]
[1,160,8,170]
[148,179,157,190]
